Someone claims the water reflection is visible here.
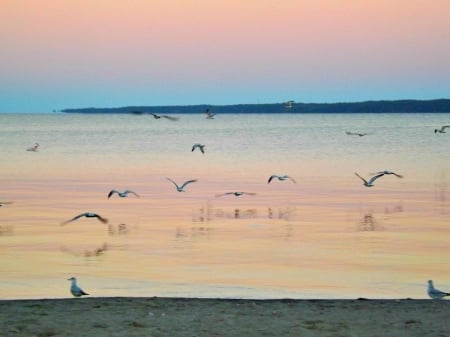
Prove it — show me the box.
[192,206,297,223]
[357,214,381,232]
[0,224,14,236]
[60,242,109,257]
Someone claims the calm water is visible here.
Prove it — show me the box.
[0,112,448,299]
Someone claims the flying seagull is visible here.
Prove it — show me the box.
[284,100,294,109]
[268,175,296,184]
[215,192,256,197]
[370,170,403,178]
[107,190,140,199]
[68,277,89,297]
[26,143,39,151]
[166,178,197,192]
[427,280,450,299]
[150,113,179,121]
[205,109,216,119]
[346,131,369,137]
[0,201,13,207]
[191,143,205,154]
[354,172,387,187]
[434,125,450,134]
[61,212,109,225]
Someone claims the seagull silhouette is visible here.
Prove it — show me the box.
[150,113,179,121]
[26,143,39,151]
[268,175,296,184]
[191,143,205,154]
[434,125,450,133]
[427,280,450,299]
[205,109,216,119]
[354,172,387,187]
[346,131,369,137]
[107,190,140,199]
[215,192,256,197]
[68,277,89,297]
[166,178,197,192]
[61,212,108,225]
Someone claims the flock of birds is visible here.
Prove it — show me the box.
[3,109,449,299]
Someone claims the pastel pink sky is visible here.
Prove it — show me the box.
[1,0,449,112]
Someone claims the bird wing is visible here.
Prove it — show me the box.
[367,173,385,185]
[287,176,297,183]
[94,214,108,224]
[243,192,256,195]
[125,190,140,197]
[391,172,403,178]
[354,172,368,184]
[180,179,198,190]
[166,177,179,189]
[268,175,277,183]
[346,131,356,135]
[108,190,118,198]
[441,125,450,131]
[61,213,88,225]
[162,115,179,121]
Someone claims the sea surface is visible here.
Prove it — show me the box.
[0,112,448,300]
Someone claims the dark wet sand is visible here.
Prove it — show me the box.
[1,297,449,337]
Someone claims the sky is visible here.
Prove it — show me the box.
[1,0,449,112]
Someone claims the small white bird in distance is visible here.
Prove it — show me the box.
[191,143,205,154]
[107,190,140,199]
[354,172,387,187]
[68,277,89,297]
[26,143,40,151]
[61,212,109,225]
[268,175,296,184]
[434,125,450,133]
[427,280,450,299]
[215,192,256,197]
[166,178,198,192]
[205,109,216,119]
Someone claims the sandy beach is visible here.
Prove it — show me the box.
[1,297,449,337]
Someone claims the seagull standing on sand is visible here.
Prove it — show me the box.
[215,192,256,197]
[191,143,205,154]
[26,143,39,151]
[434,125,450,133]
[68,277,89,297]
[166,178,197,192]
[61,212,108,225]
[427,280,450,299]
[107,190,140,199]
[268,175,296,184]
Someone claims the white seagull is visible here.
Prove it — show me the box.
[205,109,216,119]
[108,189,140,199]
[370,170,403,178]
[354,172,387,187]
[434,125,450,133]
[61,212,109,225]
[26,143,40,151]
[268,175,296,184]
[284,100,294,109]
[191,143,205,154]
[166,178,198,192]
[68,277,89,297]
[427,280,450,299]
[215,192,256,197]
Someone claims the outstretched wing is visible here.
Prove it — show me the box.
[268,175,277,183]
[287,175,297,183]
[354,172,368,184]
[125,190,140,198]
[108,190,118,199]
[367,173,385,185]
[166,177,179,189]
[441,125,450,131]
[61,212,88,225]
[93,214,109,224]
[162,115,179,121]
[180,179,198,190]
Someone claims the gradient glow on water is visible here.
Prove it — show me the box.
[0,113,448,299]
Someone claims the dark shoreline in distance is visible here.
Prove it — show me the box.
[61,99,450,114]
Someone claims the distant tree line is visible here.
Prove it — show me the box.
[61,99,450,114]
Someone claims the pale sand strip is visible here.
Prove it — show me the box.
[1,297,449,337]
